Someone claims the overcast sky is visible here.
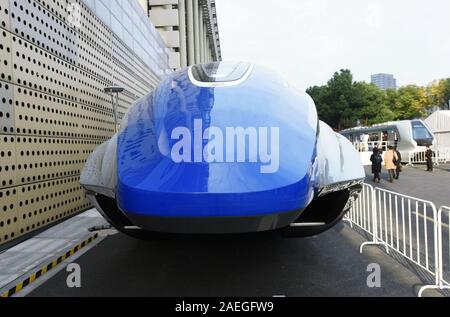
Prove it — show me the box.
[215,0,450,91]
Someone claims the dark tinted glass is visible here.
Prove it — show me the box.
[411,121,432,140]
[191,62,251,83]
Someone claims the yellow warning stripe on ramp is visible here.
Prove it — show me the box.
[0,234,98,298]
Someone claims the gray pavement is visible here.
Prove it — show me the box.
[0,209,106,294]
[364,164,450,208]
[28,223,440,297]
[364,163,450,291]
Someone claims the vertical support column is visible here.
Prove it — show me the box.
[207,36,210,62]
[186,0,195,66]
[203,22,207,63]
[193,0,200,64]
[163,5,172,31]
[207,33,211,62]
[199,6,204,63]
[178,0,187,68]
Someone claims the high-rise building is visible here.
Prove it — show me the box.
[371,73,397,90]
[141,0,222,69]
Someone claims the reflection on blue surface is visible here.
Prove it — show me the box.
[117,64,318,217]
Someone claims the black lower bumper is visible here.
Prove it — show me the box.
[124,210,303,235]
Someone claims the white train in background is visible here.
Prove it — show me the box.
[340,120,435,163]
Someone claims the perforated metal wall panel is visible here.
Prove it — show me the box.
[0,0,169,245]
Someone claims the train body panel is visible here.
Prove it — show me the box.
[80,62,365,236]
[340,120,435,161]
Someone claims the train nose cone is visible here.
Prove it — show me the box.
[116,63,319,219]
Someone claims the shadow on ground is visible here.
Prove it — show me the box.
[29,223,438,297]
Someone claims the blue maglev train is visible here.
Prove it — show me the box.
[81,62,365,237]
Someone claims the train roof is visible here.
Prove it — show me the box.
[340,120,422,134]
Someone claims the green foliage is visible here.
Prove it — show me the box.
[386,85,430,120]
[307,70,449,130]
[306,70,355,130]
[428,78,450,109]
[351,82,395,126]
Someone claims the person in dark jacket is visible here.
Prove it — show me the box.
[394,147,402,179]
[425,146,434,172]
[370,148,382,183]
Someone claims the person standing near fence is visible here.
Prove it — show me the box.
[394,146,402,179]
[384,146,398,183]
[370,148,382,183]
[425,146,434,172]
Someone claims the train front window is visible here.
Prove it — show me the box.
[411,121,432,141]
[190,62,252,83]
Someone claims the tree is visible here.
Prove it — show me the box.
[443,79,450,109]
[307,70,393,129]
[306,69,356,130]
[351,82,395,126]
[389,85,430,120]
[307,70,447,130]
[428,79,450,109]
[327,70,354,130]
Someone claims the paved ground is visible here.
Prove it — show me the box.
[6,164,448,297]
[28,223,440,297]
[363,163,450,288]
[0,210,106,294]
[364,164,450,208]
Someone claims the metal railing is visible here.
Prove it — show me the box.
[438,149,450,164]
[408,149,450,166]
[344,184,390,253]
[418,206,450,296]
[370,188,439,280]
[345,184,375,234]
[344,185,450,296]
[352,141,394,153]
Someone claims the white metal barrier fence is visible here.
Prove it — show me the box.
[344,185,450,296]
[371,188,439,284]
[345,184,375,234]
[409,149,450,166]
[344,184,389,253]
[439,149,450,164]
[419,206,450,296]
[352,141,393,153]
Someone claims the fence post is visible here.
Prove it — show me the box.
[346,184,448,297]
[435,150,439,167]
[359,185,389,254]
[418,207,450,297]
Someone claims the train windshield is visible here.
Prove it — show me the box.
[190,62,252,83]
[411,121,433,142]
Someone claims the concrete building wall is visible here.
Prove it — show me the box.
[148,0,222,69]
[0,0,171,246]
